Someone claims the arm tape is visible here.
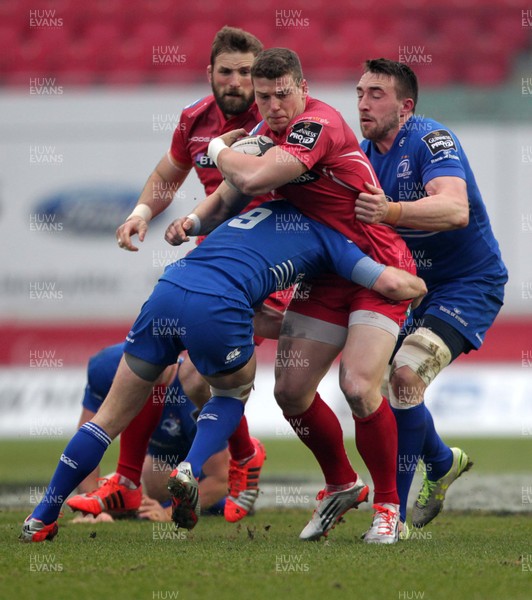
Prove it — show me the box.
[185,213,201,236]
[383,201,402,226]
[126,204,153,222]
[207,137,229,167]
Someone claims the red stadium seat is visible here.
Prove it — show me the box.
[75,0,131,26]
[436,15,480,44]
[460,48,509,85]
[11,39,52,77]
[53,39,102,85]
[175,0,230,22]
[83,21,123,48]
[416,60,455,87]
[0,0,31,32]
[178,23,227,72]
[27,25,73,73]
[487,13,531,50]
[100,39,151,85]
[0,24,22,60]
[323,18,379,70]
[228,21,272,47]
[0,1,527,88]
[396,0,433,9]
[383,14,430,48]
[133,21,175,47]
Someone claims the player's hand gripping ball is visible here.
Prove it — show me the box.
[224,135,275,192]
[230,135,275,156]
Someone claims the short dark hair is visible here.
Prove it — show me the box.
[210,26,263,66]
[364,58,418,109]
[251,48,304,83]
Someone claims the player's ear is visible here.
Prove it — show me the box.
[402,97,415,115]
[300,79,309,97]
[207,64,213,83]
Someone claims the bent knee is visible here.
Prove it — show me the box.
[389,365,425,406]
[339,381,371,413]
[274,377,314,414]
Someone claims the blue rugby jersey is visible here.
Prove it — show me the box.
[160,200,385,307]
[361,117,507,287]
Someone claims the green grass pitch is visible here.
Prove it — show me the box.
[0,437,531,600]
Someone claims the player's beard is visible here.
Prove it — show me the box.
[361,111,400,144]
[212,85,254,116]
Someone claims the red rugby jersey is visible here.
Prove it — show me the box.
[257,97,413,271]
[169,95,273,244]
[170,95,264,197]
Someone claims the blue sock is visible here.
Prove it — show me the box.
[205,497,226,516]
[185,396,244,479]
[32,422,111,524]
[392,403,426,523]
[422,406,453,481]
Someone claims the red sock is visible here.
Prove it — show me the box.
[116,386,165,487]
[228,415,255,462]
[353,397,399,505]
[285,392,356,486]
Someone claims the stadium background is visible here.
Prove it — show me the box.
[1,0,532,439]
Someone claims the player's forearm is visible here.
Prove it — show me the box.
[136,169,186,222]
[397,194,468,231]
[189,183,252,235]
[217,147,306,196]
[132,154,190,223]
[217,151,273,196]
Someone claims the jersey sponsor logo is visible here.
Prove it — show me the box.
[225,348,242,363]
[288,171,320,185]
[438,304,469,328]
[430,153,460,165]
[421,130,457,155]
[396,158,412,179]
[286,121,323,150]
[194,152,217,168]
[60,453,78,469]
[189,136,212,142]
[197,413,219,422]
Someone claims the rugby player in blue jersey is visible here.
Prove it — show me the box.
[114,26,272,525]
[355,59,508,533]
[20,198,426,541]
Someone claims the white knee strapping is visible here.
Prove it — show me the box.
[210,382,254,402]
[281,311,347,347]
[388,327,452,408]
[348,310,400,339]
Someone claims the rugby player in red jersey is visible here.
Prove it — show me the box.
[168,48,418,543]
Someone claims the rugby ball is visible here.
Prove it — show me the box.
[231,135,275,156]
